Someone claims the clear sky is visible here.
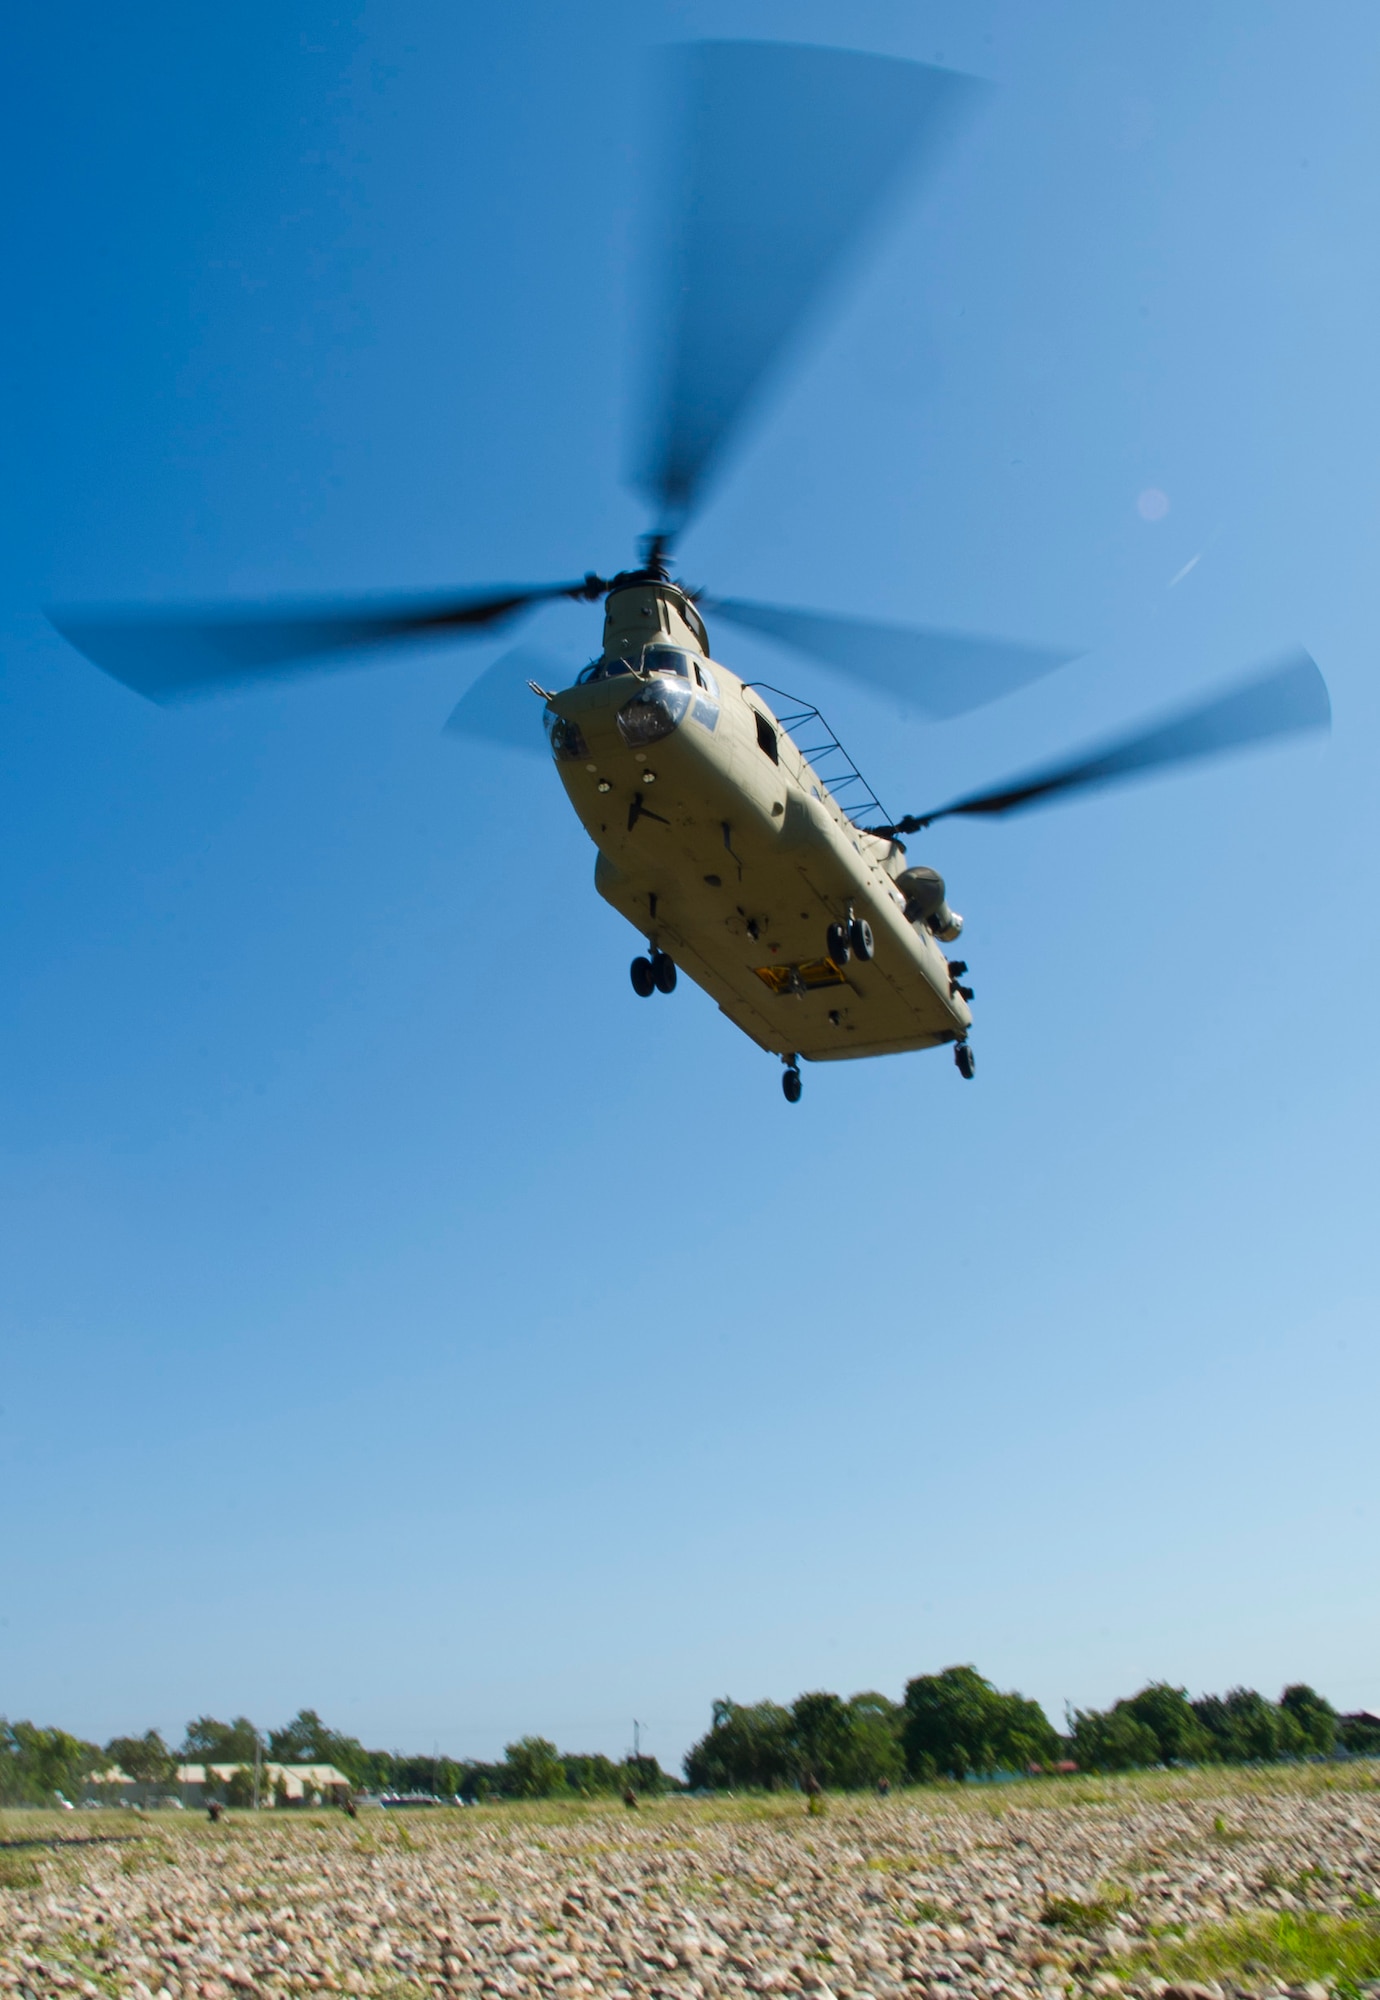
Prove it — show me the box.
[2,0,1377,1773]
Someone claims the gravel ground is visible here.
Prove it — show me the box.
[3,1767,1379,2000]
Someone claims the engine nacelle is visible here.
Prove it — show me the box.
[896,866,964,943]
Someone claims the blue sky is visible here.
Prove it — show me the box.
[2,0,1377,1771]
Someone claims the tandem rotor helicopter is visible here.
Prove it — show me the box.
[50,42,1329,1103]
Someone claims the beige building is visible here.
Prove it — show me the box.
[86,1763,352,1807]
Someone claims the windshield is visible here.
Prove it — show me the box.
[578,656,636,683]
[642,646,693,678]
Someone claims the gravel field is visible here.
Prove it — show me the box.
[3,1765,1379,2000]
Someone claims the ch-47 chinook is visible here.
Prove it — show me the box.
[48,42,1330,1103]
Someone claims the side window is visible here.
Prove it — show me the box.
[754,710,779,764]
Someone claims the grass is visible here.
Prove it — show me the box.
[0,1850,41,1888]
[1111,1909,1380,1995]
[1040,1887,1134,1937]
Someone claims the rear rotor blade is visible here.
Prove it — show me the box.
[443,648,567,756]
[705,597,1078,719]
[48,581,599,703]
[879,650,1330,832]
[636,42,981,537]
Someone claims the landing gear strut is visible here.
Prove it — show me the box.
[782,1056,802,1104]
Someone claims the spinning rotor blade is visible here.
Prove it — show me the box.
[875,650,1330,833]
[636,42,981,538]
[443,648,564,756]
[705,597,1078,720]
[48,580,602,703]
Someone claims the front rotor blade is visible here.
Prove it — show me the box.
[706,597,1078,719]
[635,43,981,536]
[443,648,566,756]
[47,584,579,703]
[893,649,1330,829]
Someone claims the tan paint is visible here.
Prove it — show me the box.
[550,582,971,1064]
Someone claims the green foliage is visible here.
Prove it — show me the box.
[682,1687,916,1791]
[267,1709,370,1787]
[1120,1684,1214,1764]
[0,1852,42,1889]
[1069,1703,1162,1773]
[182,1716,263,1765]
[1281,1685,1339,1756]
[685,1699,797,1790]
[0,1719,102,1806]
[1041,1890,1132,1936]
[104,1729,177,1785]
[502,1736,567,1798]
[1339,1712,1380,1756]
[901,1666,1057,1781]
[224,1765,258,1808]
[1109,1909,1380,1992]
[1070,1681,1342,1774]
[1192,1688,1307,1762]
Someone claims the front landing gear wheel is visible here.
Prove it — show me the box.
[630,956,656,997]
[849,917,874,962]
[782,1067,802,1104]
[651,951,677,994]
[955,1042,976,1080]
[825,921,851,965]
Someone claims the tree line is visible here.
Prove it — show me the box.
[684,1668,1380,1789]
[4,1672,1377,1808]
[0,1708,668,1807]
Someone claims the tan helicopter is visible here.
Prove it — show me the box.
[48,41,1329,1102]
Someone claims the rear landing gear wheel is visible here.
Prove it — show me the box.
[630,956,656,997]
[825,921,851,966]
[955,1042,975,1080]
[782,1067,802,1104]
[651,951,677,994]
[849,917,874,962]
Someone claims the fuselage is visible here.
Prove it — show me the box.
[547,578,972,1063]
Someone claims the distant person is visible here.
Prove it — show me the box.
[622,1787,638,1809]
[207,1801,222,1823]
[343,1796,358,1819]
[877,1777,891,1797]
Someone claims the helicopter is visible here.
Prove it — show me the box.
[48,41,1330,1104]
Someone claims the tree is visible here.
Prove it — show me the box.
[684,1700,796,1790]
[840,1693,905,1789]
[267,1711,370,1787]
[902,1667,1057,1781]
[0,1721,102,1805]
[502,1736,567,1798]
[1339,1712,1380,1755]
[1068,1705,1161,1772]
[791,1693,857,1787]
[1120,1685,1213,1765]
[1191,1690,1304,1763]
[1280,1685,1337,1756]
[225,1766,258,1808]
[182,1717,263,1765]
[104,1730,177,1785]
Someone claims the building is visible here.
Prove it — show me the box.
[84,1763,353,1808]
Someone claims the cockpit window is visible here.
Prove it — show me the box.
[642,646,693,678]
[578,656,637,683]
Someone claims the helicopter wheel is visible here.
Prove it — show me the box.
[651,951,677,994]
[630,956,656,997]
[954,1042,976,1080]
[782,1063,802,1104]
[849,917,874,962]
[825,921,851,966]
